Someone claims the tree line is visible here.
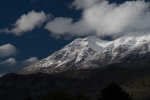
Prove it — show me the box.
[24,83,132,100]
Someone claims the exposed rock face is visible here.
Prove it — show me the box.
[18,31,150,74]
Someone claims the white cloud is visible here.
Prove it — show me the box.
[0,44,17,58]
[45,0,150,39]
[45,17,94,37]
[45,17,73,34]
[0,57,39,75]
[71,0,101,10]
[0,58,17,67]
[0,10,51,35]
[83,1,150,38]
[18,57,39,68]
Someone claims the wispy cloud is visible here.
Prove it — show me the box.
[45,0,150,39]
[0,44,17,58]
[0,10,51,35]
[30,0,51,3]
[30,0,40,3]
[0,57,39,76]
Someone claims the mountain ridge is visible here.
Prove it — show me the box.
[18,31,150,74]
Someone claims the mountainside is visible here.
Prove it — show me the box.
[18,31,150,74]
[2,32,150,100]
[2,68,150,100]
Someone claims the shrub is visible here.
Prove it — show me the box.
[98,83,132,100]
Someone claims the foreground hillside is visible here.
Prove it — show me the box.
[1,67,150,100]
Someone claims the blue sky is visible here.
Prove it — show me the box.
[0,0,150,75]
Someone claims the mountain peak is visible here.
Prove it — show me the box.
[18,32,150,74]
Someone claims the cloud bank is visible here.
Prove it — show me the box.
[45,17,93,38]
[0,44,39,76]
[0,10,51,35]
[0,44,17,58]
[0,57,39,76]
[45,0,150,39]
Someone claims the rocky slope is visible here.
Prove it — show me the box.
[18,31,150,74]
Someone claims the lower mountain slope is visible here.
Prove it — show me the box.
[1,67,150,100]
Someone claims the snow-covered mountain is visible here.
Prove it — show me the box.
[18,31,150,74]
[80,31,150,69]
